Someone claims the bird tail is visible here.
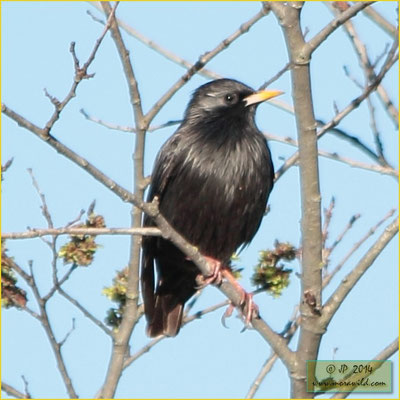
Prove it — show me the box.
[141,236,197,338]
[146,293,184,337]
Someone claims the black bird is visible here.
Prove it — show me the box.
[141,79,282,337]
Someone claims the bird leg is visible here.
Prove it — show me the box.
[195,256,259,327]
[219,268,259,327]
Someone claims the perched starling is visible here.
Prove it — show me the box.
[141,79,282,337]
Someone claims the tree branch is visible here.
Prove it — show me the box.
[275,40,398,181]
[304,2,374,57]
[98,2,147,397]
[363,5,397,38]
[8,257,79,398]
[271,2,324,397]
[322,208,396,289]
[1,383,27,399]
[3,227,161,240]
[143,5,270,125]
[87,1,222,80]
[330,337,399,399]
[265,132,398,178]
[321,218,398,327]
[328,2,399,130]
[43,3,118,132]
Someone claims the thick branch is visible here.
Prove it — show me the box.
[99,3,147,398]
[271,2,324,397]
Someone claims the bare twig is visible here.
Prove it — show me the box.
[1,157,14,176]
[80,108,181,133]
[43,265,76,302]
[8,257,79,398]
[305,2,375,57]
[322,208,396,289]
[59,319,76,347]
[144,5,270,125]
[3,226,161,240]
[321,217,398,327]
[58,287,113,337]
[331,337,399,399]
[246,352,279,398]
[266,132,398,177]
[87,2,222,80]
[324,213,361,264]
[43,3,119,133]
[27,168,54,228]
[322,197,336,250]
[1,382,27,399]
[275,40,398,181]
[259,61,292,89]
[363,5,397,38]
[122,299,229,369]
[328,1,399,130]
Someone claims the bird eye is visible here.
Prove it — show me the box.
[224,93,237,104]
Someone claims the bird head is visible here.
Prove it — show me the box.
[184,79,283,124]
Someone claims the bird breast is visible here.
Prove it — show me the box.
[158,125,273,261]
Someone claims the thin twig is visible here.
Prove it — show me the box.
[246,352,279,398]
[324,213,361,264]
[321,217,398,327]
[275,42,398,181]
[322,208,396,289]
[58,287,113,337]
[14,259,79,398]
[266,132,398,177]
[328,1,398,130]
[122,299,229,369]
[80,108,181,133]
[322,197,336,250]
[362,5,397,38]
[43,265,77,302]
[1,383,27,399]
[330,337,399,399]
[27,168,54,228]
[304,2,375,57]
[43,3,119,133]
[144,5,270,125]
[87,2,222,81]
[3,227,162,240]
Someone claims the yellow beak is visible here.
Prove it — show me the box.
[244,89,284,107]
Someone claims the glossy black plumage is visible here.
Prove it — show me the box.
[141,79,275,337]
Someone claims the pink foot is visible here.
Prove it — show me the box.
[195,256,223,289]
[195,256,260,327]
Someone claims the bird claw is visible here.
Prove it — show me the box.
[221,303,235,328]
[195,256,260,329]
[195,257,223,289]
[241,292,259,326]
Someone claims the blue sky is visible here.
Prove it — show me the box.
[2,2,398,399]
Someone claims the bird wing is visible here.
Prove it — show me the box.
[141,132,184,330]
